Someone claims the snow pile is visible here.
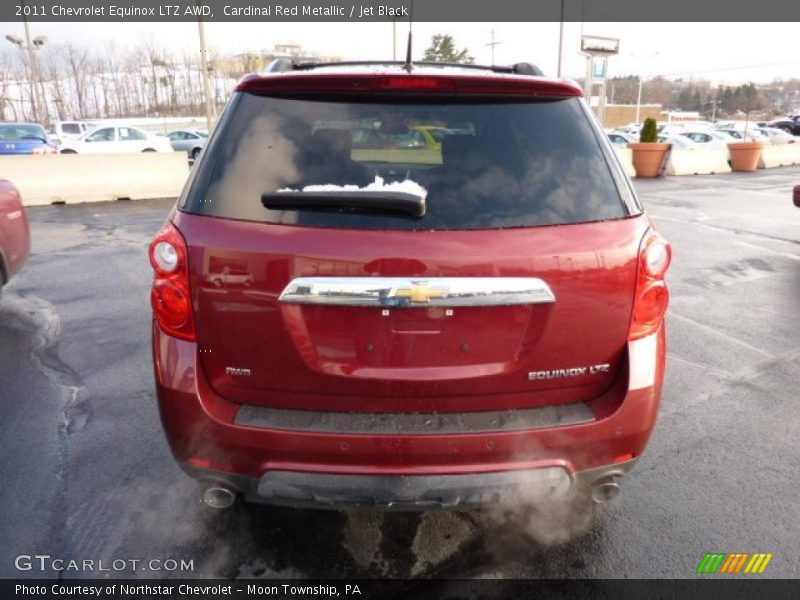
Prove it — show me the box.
[279,175,427,199]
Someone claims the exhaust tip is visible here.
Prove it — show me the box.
[591,478,621,504]
[203,486,236,509]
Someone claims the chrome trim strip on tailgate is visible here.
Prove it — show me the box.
[235,403,594,435]
[278,277,556,308]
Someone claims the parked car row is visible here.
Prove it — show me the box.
[0,118,208,157]
[609,118,799,151]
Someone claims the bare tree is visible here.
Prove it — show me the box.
[0,49,20,121]
[64,43,90,118]
[140,36,169,112]
[181,50,196,114]
[104,42,125,117]
[41,47,67,120]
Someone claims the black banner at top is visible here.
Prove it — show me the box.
[3,0,800,22]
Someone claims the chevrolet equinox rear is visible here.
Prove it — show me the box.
[149,60,671,511]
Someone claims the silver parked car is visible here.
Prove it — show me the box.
[166,130,208,159]
[658,135,700,150]
[755,127,796,145]
[606,131,635,148]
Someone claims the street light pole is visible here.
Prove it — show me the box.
[636,76,643,124]
[197,14,215,132]
[6,0,46,124]
[21,11,43,124]
[630,51,659,125]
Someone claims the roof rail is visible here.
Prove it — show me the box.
[265,58,295,73]
[289,60,546,77]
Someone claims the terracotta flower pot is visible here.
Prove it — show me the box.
[728,141,765,172]
[629,143,671,178]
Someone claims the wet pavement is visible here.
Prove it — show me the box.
[2,168,799,580]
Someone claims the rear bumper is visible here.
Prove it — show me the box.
[182,458,637,509]
[153,322,665,508]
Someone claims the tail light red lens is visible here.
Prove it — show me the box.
[629,230,672,340]
[149,222,195,341]
[378,76,457,91]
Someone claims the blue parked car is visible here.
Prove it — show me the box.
[0,123,56,155]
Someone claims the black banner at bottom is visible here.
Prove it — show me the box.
[4,579,800,600]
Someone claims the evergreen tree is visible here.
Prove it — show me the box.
[422,34,474,64]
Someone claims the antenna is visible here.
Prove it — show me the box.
[403,1,413,72]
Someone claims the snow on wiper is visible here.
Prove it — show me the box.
[263,176,427,218]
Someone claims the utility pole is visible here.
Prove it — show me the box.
[392,19,397,60]
[197,14,215,132]
[486,29,501,66]
[557,0,565,77]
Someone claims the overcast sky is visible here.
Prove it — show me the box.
[5,21,799,84]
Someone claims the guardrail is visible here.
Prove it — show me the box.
[666,148,731,176]
[613,147,636,178]
[622,143,800,177]
[759,143,800,169]
[0,153,189,206]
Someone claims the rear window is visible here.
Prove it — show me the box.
[182,92,630,230]
[0,124,47,141]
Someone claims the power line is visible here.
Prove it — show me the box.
[634,60,800,80]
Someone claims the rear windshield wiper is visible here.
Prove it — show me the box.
[262,190,426,218]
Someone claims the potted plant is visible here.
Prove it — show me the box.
[727,83,766,172]
[629,118,671,178]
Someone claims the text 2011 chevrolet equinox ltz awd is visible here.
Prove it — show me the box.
[149,60,671,513]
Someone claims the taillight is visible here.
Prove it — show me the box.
[149,222,195,341]
[378,76,457,91]
[629,230,672,340]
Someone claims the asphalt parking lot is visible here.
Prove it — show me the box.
[1,167,799,581]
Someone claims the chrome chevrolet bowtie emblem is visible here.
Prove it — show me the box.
[393,283,446,303]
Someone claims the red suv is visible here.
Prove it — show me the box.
[0,179,30,293]
[149,60,671,511]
